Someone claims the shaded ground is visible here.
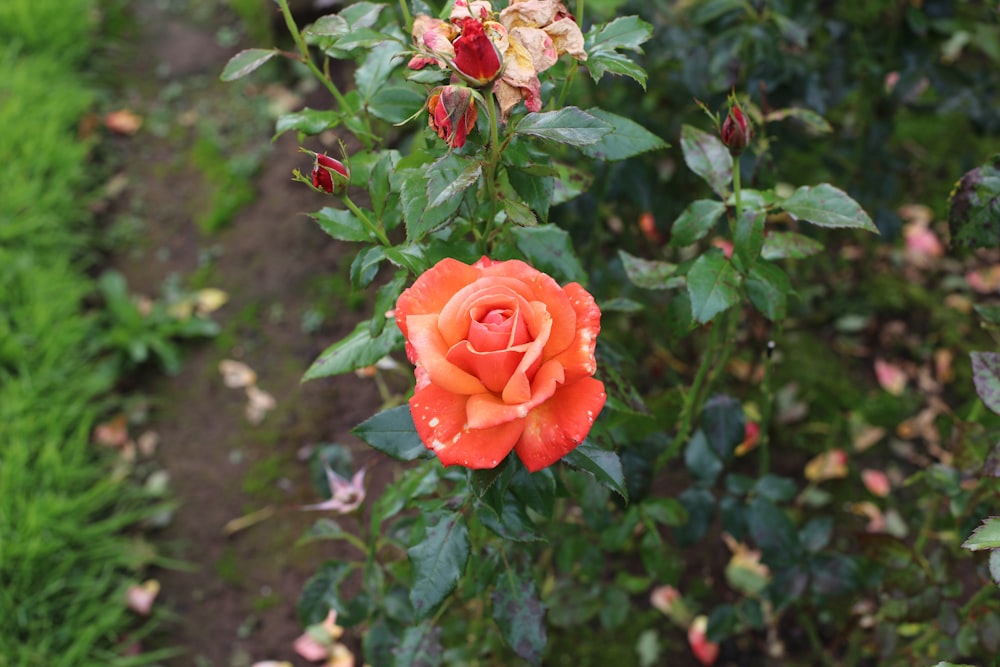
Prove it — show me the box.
[104,2,386,664]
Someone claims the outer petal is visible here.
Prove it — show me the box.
[544,17,586,60]
[396,258,480,337]
[547,282,600,383]
[410,384,523,468]
[467,358,564,429]
[514,376,606,472]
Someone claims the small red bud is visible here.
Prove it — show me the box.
[312,153,350,194]
[428,85,478,149]
[721,103,752,156]
[451,18,504,86]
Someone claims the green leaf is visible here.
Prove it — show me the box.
[949,155,1000,249]
[641,498,688,527]
[275,107,340,136]
[514,107,612,146]
[686,248,742,323]
[355,40,405,102]
[991,551,1000,585]
[369,84,427,124]
[353,404,432,462]
[674,487,715,547]
[680,124,733,198]
[618,250,678,289]
[972,352,1000,415]
[580,109,667,161]
[304,320,403,379]
[369,150,401,221]
[962,516,1000,551]
[551,162,593,205]
[503,198,538,226]
[584,51,648,88]
[669,199,727,247]
[469,458,511,499]
[428,159,481,209]
[563,443,628,501]
[781,184,878,232]
[369,271,408,337]
[298,561,353,624]
[311,207,375,242]
[492,578,547,665]
[764,107,832,134]
[585,16,653,52]
[733,208,765,268]
[760,231,824,260]
[297,518,352,546]
[748,497,801,566]
[304,14,349,38]
[393,622,442,667]
[399,160,463,242]
[746,260,790,321]
[684,430,723,484]
[507,167,553,221]
[702,394,744,461]
[350,245,385,288]
[408,512,470,618]
[220,48,278,81]
[511,224,586,284]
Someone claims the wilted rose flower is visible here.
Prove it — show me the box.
[311,154,349,195]
[688,615,720,666]
[395,257,606,472]
[721,102,752,156]
[427,85,478,149]
[452,17,504,86]
[407,15,456,70]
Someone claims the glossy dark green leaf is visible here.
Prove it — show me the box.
[369,84,426,124]
[298,561,354,624]
[674,487,715,547]
[706,604,738,642]
[355,40,405,101]
[686,248,741,323]
[369,271,407,337]
[427,159,481,209]
[511,224,586,284]
[478,491,542,542]
[352,404,432,462]
[781,184,878,232]
[399,162,462,242]
[799,516,834,553]
[580,109,667,161]
[684,430,723,484]
[733,208,765,268]
[492,578,547,666]
[408,512,470,618]
[669,199,727,247]
[702,394,744,460]
[369,150,400,221]
[680,124,732,198]
[562,442,628,501]
[514,107,611,146]
[754,474,797,503]
[746,260,791,321]
[641,497,688,526]
[304,320,403,380]
[350,245,384,289]
[748,496,800,565]
[503,198,538,226]
[507,167,554,222]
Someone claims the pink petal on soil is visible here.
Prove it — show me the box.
[874,358,907,396]
[861,469,891,497]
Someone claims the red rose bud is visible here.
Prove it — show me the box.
[428,85,478,149]
[451,18,503,86]
[721,102,752,156]
[312,153,350,194]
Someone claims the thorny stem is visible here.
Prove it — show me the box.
[276,0,355,120]
[343,194,392,246]
[478,92,503,255]
[397,0,413,33]
[758,321,783,477]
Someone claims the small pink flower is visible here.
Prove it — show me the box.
[302,466,366,514]
[861,469,891,497]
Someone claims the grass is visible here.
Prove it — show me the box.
[0,3,166,665]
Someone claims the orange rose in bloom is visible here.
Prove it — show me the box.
[395,257,606,472]
[427,85,478,149]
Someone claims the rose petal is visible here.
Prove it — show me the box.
[467,359,565,429]
[514,376,606,472]
[446,340,527,394]
[406,314,488,395]
[395,258,481,337]
[547,282,599,383]
[437,279,535,345]
[544,17,586,60]
[410,384,524,468]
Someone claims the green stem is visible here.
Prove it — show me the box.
[276,0,352,113]
[733,155,743,220]
[344,194,392,246]
[758,321,783,477]
[479,93,503,255]
[576,0,585,26]
[397,0,413,33]
[798,611,835,667]
[555,61,579,109]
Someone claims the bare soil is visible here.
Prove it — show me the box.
[105,2,387,664]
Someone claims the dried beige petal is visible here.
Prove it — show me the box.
[196,288,228,314]
[245,385,276,424]
[219,359,257,388]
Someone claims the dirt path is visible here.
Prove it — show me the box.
[106,2,386,664]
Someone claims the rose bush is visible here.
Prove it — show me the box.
[394,257,605,472]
